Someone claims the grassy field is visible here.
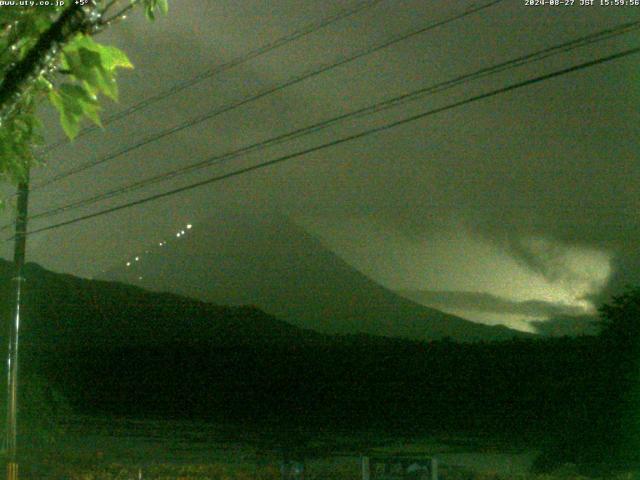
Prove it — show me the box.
[8,446,640,480]
[4,416,638,479]
[10,457,640,480]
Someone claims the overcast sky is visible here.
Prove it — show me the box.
[1,0,638,332]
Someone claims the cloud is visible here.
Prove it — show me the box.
[397,289,590,319]
[500,236,612,300]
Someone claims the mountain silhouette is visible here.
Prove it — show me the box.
[102,212,529,342]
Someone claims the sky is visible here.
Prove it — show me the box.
[0,0,638,333]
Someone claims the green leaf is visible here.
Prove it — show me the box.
[0,105,41,184]
[61,36,132,102]
[145,5,156,21]
[97,75,118,101]
[49,84,103,139]
[78,48,118,100]
[158,0,169,15]
[34,76,53,92]
[97,44,133,71]
[69,35,133,70]
[49,89,81,139]
[142,0,169,20]
[60,84,102,128]
[64,48,102,94]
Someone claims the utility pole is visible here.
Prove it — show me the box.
[5,171,29,480]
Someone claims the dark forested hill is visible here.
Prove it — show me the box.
[0,260,320,351]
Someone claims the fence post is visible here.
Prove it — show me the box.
[361,456,370,480]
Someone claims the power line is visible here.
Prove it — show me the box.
[41,0,386,152]
[32,0,503,192]
[18,46,640,240]
[16,20,640,226]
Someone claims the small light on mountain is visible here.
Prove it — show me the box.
[159,242,163,246]
[187,224,192,229]
[135,256,139,261]
[126,262,131,267]
[138,276,143,280]
[181,230,185,235]
[176,233,181,238]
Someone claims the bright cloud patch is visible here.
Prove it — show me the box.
[297,215,612,332]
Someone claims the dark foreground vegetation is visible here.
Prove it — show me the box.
[0,262,639,476]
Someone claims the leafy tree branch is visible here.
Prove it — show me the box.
[0,0,168,184]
